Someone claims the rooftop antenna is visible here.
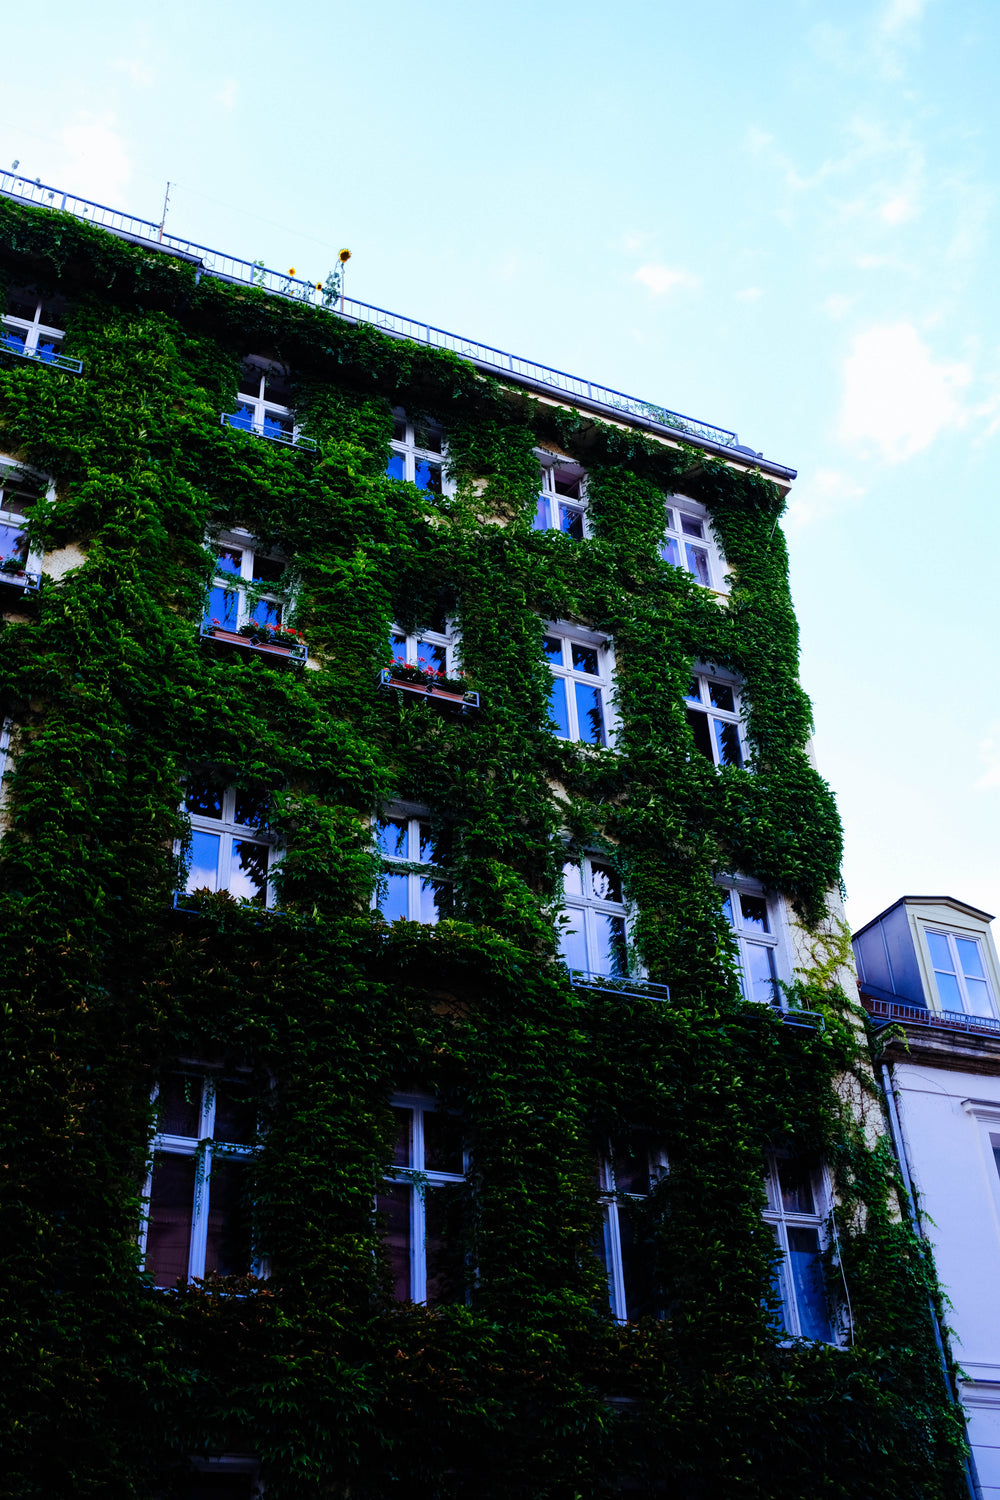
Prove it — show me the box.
[158,181,172,244]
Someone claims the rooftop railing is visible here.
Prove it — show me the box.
[862,993,1000,1038]
[0,171,747,454]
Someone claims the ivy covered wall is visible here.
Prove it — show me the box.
[0,196,970,1498]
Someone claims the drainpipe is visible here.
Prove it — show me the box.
[879,1061,982,1500]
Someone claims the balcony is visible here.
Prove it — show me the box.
[219,412,317,452]
[200,621,308,665]
[567,970,671,1003]
[378,666,479,711]
[0,331,82,374]
[862,991,1000,1039]
[0,563,40,594]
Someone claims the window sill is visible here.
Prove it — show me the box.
[219,412,317,451]
[378,668,479,710]
[0,568,40,593]
[200,623,307,664]
[0,341,82,373]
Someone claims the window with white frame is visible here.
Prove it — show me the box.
[924,928,997,1018]
[377,1096,467,1305]
[374,810,446,924]
[386,410,447,495]
[0,460,45,583]
[533,453,587,538]
[596,1134,667,1322]
[721,882,780,1006]
[661,498,725,590]
[1,285,68,363]
[762,1152,836,1343]
[225,358,295,442]
[184,780,276,907]
[390,605,455,677]
[141,1072,257,1287]
[543,625,614,747]
[205,530,286,634]
[685,670,744,768]
[559,853,628,978]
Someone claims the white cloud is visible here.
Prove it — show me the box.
[115,57,154,86]
[632,264,699,297]
[55,114,132,206]
[823,294,854,320]
[216,79,239,110]
[878,0,928,36]
[879,192,916,224]
[784,468,866,531]
[736,286,762,302]
[838,322,970,462]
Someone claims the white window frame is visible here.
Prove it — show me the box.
[544,620,617,748]
[387,409,451,497]
[762,1151,837,1344]
[922,927,998,1019]
[685,665,745,769]
[719,878,786,1007]
[534,451,588,537]
[390,616,457,678]
[0,458,49,587]
[182,782,279,909]
[373,804,445,925]
[381,1093,467,1305]
[599,1138,667,1322]
[559,850,630,979]
[206,527,288,635]
[140,1074,259,1286]
[661,495,728,592]
[1,290,66,361]
[224,356,302,445]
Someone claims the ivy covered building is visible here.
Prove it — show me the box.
[0,176,974,1499]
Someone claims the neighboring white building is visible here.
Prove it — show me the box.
[854,896,1000,1498]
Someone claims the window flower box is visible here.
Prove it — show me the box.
[0,560,40,593]
[200,619,308,664]
[378,665,479,710]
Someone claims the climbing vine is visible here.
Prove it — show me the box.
[0,196,969,1498]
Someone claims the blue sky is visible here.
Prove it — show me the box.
[3,0,998,929]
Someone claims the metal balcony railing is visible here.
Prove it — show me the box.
[0,331,82,373]
[0,171,747,454]
[219,412,317,451]
[862,993,1000,1038]
[567,970,671,1002]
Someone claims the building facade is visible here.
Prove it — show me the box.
[856,896,1000,1497]
[0,177,974,1498]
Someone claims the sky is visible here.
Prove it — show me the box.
[2,0,998,931]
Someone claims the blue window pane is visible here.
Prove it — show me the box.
[262,412,292,440]
[594,914,628,977]
[965,977,994,1017]
[185,781,224,819]
[386,451,406,481]
[390,633,408,662]
[375,817,408,859]
[685,543,711,586]
[926,931,954,972]
[574,682,606,746]
[230,839,269,906]
[956,938,986,979]
[713,719,742,767]
[419,879,441,925]
[559,910,588,972]
[571,642,599,675]
[380,872,410,922]
[533,496,549,531]
[36,340,61,363]
[417,639,446,673]
[549,676,570,738]
[227,404,254,433]
[680,514,704,538]
[542,635,563,664]
[936,970,963,1010]
[187,830,221,893]
[559,504,584,540]
[206,585,239,629]
[0,520,27,568]
[1,329,26,354]
[744,943,777,1005]
[414,458,443,494]
[709,681,735,712]
[661,536,680,567]
[213,546,243,578]
[787,1227,833,1342]
[739,894,769,932]
[249,597,282,628]
[418,821,437,863]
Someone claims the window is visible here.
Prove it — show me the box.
[224,358,299,445]
[661,498,724,589]
[544,625,614,747]
[386,410,446,495]
[1,285,68,363]
[0,460,45,586]
[533,454,587,538]
[184,780,276,907]
[685,670,744,768]
[205,530,286,634]
[559,853,628,978]
[762,1152,835,1343]
[374,810,445,924]
[597,1135,667,1322]
[389,606,455,677]
[377,1096,466,1304]
[142,1073,257,1287]
[925,929,997,1018]
[721,882,780,1005]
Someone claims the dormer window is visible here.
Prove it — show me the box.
[925,930,996,1018]
[534,455,587,537]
